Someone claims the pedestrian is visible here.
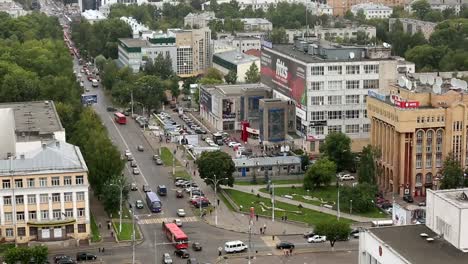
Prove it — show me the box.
[98,222,102,229]
[285,215,288,221]
[98,248,101,253]
[107,222,111,230]
[260,227,263,234]
[289,248,293,255]
[255,214,259,221]
[110,231,114,237]
[102,247,105,253]
[272,235,275,240]
[217,199,220,206]
[281,216,284,221]
[218,247,222,256]
[263,224,266,233]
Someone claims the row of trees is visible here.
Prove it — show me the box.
[3,245,48,264]
[0,13,126,213]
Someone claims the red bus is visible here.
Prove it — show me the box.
[162,222,188,249]
[114,112,127,124]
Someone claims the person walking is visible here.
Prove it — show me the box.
[289,248,293,255]
[260,227,263,234]
[263,224,266,234]
[255,214,259,221]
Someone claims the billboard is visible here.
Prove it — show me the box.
[199,88,212,112]
[390,95,420,108]
[261,49,307,109]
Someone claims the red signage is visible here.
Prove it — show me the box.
[391,95,420,109]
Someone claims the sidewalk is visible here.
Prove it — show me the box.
[89,191,116,243]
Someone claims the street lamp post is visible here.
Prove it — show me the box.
[110,179,124,233]
[337,183,341,221]
[350,200,353,215]
[204,174,228,226]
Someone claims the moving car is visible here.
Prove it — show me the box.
[130,183,138,191]
[174,218,182,227]
[162,253,173,264]
[143,185,151,192]
[224,240,247,253]
[53,255,73,263]
[137,145,144,151]
[303,231,316,238]
[155,158,163,165]
[133,168,140,175]
[125,150,131,157]
[91,79,99,87]
[157,185,167,196]
[106,106,117,112]
[192,242,202,251]
[276,242,295,249]
[177,209,186,217]
[308,235,327,243]
[76,252,97,261]
[130,160,137,167]
[135,200,144,209]
[174,249,190,258]
[176,190,184,198]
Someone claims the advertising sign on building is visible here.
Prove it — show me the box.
[390,95,420,108]
[261,49,307,110]
[367,90,386,101]
[200,88,212,112]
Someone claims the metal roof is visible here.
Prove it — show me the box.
[233,156,301,168]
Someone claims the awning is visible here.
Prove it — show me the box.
[28,219,76,227]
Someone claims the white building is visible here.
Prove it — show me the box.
[351,3,393,19]
[314,25,377,41]
[213,36,261,53]
[261,39,407,153]
[407,0,464,14]
[120,16,152,39]
[308,2,333,16]
[240,18,273,32]
[184,11,216,29]
[359,188,468,264]
[81,9,106,24]
[213,50,260,83]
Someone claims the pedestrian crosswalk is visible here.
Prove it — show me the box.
[138,216,198,225]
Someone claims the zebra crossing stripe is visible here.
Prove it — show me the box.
[138,216,198,225]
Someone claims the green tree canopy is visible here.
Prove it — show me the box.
[411,0,431,20]
[245,62,260,83]
[440,154,464,189]
[340,183,378,213]
[133,75,166,112]
[269,27,288,44]
[358,145,381,185]
[319,132,353,172]
[224,70,237,84]
[304,157,336,189]
[196,150,236,186]
[314,220,351,248]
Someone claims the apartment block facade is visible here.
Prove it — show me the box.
[328,0,409,16]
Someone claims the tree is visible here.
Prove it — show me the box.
[358,145,381,185]
[133,75,165,112]
[440,154,464,189]
[94,54,107,71]
[344,10,354,20]
[339,183,378,213]
[3,245,48,264]
[314,220,351,248]
[303,157,336,189]
[224,70,237,84]
[245,62,260,83]
[269,27,287,44]
[102,175,130,213]
[205,67,224,81]
[424,10,444,22]
[319,132,353,172]
[196,151,236,186]
[411,0,431,20]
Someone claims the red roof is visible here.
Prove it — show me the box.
[165,223,188,239]
[244,49,261,58]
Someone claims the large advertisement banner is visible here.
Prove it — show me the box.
[200,88,212,112]
[261,49,307,109]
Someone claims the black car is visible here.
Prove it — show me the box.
[276,242,295,249]
[192,242,202,251]
[76,252,97,261]
[54,255,72,264]
[403,195,414,203]
[106,106,117,112]
[174,249,190,258]
[303,231,316,238]
[350,229,360,238]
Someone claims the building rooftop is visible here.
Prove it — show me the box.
[0,101,64,142]
[244,49,261,58]
[233,156,301,167]
[214,50,259,65]
[240,18,272,24]
[369,225,468,264]
[119,38,149,48]
[351,3,392,11]
[0,141,88,176]
[81,9,106,20]
[430,188,468,209]
[204,83,270,96]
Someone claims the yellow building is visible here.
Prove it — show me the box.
[367,75,468,198]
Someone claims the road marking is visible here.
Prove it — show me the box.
[138,216,198,225]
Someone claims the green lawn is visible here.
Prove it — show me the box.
[235,179,304,186]
[173,169,191,179]
[259,186,387,219]
[160,147,181,167]
[113,221,140,241]
[224,189,353,226]
[90,214,101,242]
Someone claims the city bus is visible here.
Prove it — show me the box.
[114,112,127,125]
[146,191,162,213]
[162,222,188,249]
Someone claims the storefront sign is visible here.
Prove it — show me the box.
[246,127,259,134]
[391,95,420,108]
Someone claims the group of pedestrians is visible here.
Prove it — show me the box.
[283,248,293,256]
[259,224,267,234]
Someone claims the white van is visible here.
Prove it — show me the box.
[91,79,99,87]
[224,240,248,253]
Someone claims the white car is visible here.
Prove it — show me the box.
[228,142,241,147]
[173,219,182,227]
[132,168,140,175]
[308,235,327,243]
[125,150,131,157]
[177,209,186,217]
[340,174,355,181]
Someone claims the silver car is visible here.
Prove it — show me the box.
[162,253,173,264]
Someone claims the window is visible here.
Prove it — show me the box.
[346,80,360,89]
[65,209,73,218]
[328,125,342,133]
[328,111,343,120]
[27,178,35,187]
[16,212,25,221]
[78,224,87,233]
[426,173,433,184]
[310,96,324,105]
[345,95,360,104]
[29,211,37,220]
[51,177,60,186]
[311,66,324,75]
[17,227,25,236]
[2,180,11,189]
[346,65,360,74]
[364,64,379,74]
[6,228,13,237]
[436,153,443,168]
[64,192,72,202]
[346,110,360,119]
[363,79,379,89]
[15,195,24,205]
[345,124,359,133]
[15,179,23,188]
[76,176,84,185]
[416,154,422,169]
[327,80,342,90]
[328,96,341,105]
[311,126,324,135]
[27,194,36,204]
[41,210,49,220]
[76,192,85,201]
[4,212,12,222]
[327,65,342,74]
[39,177,47,187]
[3,196,11,205]
[53,210,61,219]
[40,194,48,204]
[426,131,433,153]
[426,153,432,168]
[363,124,370,133]
[310,111,325,121]
[52,193,60,203]
[64,176,72,186]
[77,208,85,218]
[416,130,423,154]
[310,81,324,91]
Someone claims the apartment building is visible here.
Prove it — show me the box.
[213,50,260,83]
[261,38,409,153]
[328,0,409,16]
[213,36,261,53]
[406,0,464,14]
[314,25,377,41]
[351,3,393,19]
[389,18,437,40]
[240,18,273,32]
[173,28,212,77]
[367,73,468,197]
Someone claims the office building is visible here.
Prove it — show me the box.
[240,18,273,32]
[213,36,261,54]
[328,0,408,16]
[351,3,393,19]
[233,156,301,181]
[358,188,468,264]
[314,25,377,41]
[261,38,407,153]
[389,18,437,40]
[367,73,468,197]
[173,28,212,77]
[213,50,260,83]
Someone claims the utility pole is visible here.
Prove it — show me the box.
[131,90,134,117]
[132,209,135,264]
[172,149,176,175]
[271,182,275,222]
[154,230,157,264]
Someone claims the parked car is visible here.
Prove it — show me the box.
[308,235,327,243]
[187,258,198,264]
[162,253,173,264]
[303,231,316,238]
[130,160,137,167]
[155,158,163,165]
[57,260,75,264]
[350,229,360,239]
[174,249,190,258]
[339,174,355,181]
[137,145,144,151]
[176,190,184,198]
[124,150,131,157]
[106,106,117,112]
[192,242,202,251]
[76,252,97,261]
[177,209,186,217]
[276,242,295,249]
[194,200,210,208]
[224,241,248,253]
[403,195,414,203]
[174,218,182,227]
[54,254,73,263]
[133,168,140,175]
[135,200,144,209]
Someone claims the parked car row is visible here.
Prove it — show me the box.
[53,252,96,263]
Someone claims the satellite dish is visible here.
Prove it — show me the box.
[450,78,459,87]
[398,76,406,87]
[460,80,467,90]
[349,52,355,59]
[433,83,441,94]
[419,75,428,84]
[435,77,443,86]
[427,76,435,85]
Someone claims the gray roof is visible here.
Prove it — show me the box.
[202,83,270,96]
[430,188,468,209]
[369,225,468,264]
[0,141,88,176]
[234,156,301,168]
[0,101,64,142]
[118,38,149,48]
[214,50,259,65]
